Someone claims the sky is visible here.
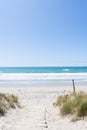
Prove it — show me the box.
[0,0,87,66]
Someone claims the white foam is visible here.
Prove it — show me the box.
[0,73,87,81]
[62,69,70,72]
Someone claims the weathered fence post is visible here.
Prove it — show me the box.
[44,108,48,128]
[72,79,75,93]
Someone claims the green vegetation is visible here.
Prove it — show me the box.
[54,91,87,121]
[0,93,20,116]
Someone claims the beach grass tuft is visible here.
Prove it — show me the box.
[0,93,20,116]
[54,91,87,121]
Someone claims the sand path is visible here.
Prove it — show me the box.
[0,86,87,130]
[0,87,58,130]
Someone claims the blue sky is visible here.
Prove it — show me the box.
[0,0,87,66]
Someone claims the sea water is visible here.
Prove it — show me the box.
[0,67,87,85]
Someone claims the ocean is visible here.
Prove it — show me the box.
[0,67,87,85]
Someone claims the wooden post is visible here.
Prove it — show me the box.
[72,79,75,93]
[44,108,48,128]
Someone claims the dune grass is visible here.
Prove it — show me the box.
[0,93,20,116]
[54,91,87,121]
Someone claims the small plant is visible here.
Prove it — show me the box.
[60,101,73,116]
[54,94,69,107]
[77,100,87,117]
[0,102,6,116]
[11,95,18,103]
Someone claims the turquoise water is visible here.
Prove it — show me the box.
[0,67,87,73]
[0,67,87,85]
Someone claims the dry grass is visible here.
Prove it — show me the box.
[54,91,87,121]
[0,93,20,116]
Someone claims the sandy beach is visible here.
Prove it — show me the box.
[0,85,87,130]
[0,0,87,129]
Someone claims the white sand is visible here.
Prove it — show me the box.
[0,85,87,130]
